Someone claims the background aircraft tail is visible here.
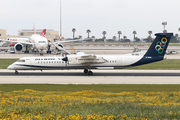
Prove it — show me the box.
[40,29,46,37]
[144,33,173,57]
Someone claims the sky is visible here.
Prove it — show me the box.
[1,0,180,40]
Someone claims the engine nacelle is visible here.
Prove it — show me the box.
[57,43,63,48]
[14,43,23,51]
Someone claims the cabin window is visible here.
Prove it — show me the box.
[39,41,46,43]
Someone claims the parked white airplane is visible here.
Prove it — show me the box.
[6,29,83,55]
[8,33,173,75]
[6,29,48,55]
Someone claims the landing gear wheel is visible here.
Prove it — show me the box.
[84,69,88,74]
[24,51,29,54]
[47,51,51,54]
[88,71,93,75]
[15,70,18,74]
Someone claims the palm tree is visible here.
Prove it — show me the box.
[102,31,107,39]
[133,31,137,41]
[86,29,91,38]
[78,35,82,39]
[113,36,117,41]
[72,28,76,39]
[117,31,122,42]
[91,36,95,39]
[148,31,152,42]
[123,36,127,40]
[178,28,180,36]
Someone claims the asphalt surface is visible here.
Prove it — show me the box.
[0,70,180,84]
[1,70,180,76]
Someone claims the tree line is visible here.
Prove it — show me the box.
[72,28,180,43]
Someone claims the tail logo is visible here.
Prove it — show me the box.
[155,37,167,54]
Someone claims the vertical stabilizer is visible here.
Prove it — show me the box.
[144,33,173,57]
[34,23,36,34]
[131,33,173,66]
[40,29,46,37]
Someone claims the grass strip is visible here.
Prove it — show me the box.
[0,59,17,69]
[0,84,180,92]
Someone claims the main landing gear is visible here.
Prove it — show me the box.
[24,45,29,54]
[15,70,18,74]
[84,68,93,75]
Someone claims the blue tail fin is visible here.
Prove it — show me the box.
[131,33,173,66]
[144,33,173,57]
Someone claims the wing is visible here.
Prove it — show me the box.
[56,39,83,43]
[67,54,108,66]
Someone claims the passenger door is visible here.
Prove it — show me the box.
[117,57,121,66]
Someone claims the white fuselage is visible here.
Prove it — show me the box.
[7,33,173,75]
[6,34,48,52]
[7,51,154,71]
[30,34,48,51]
[7,38,31,43]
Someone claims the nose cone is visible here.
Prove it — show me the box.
[39,44,47,49]
[35,42,48,50]
[7,64,15,70]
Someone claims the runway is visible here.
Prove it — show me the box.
[0,69,180,84]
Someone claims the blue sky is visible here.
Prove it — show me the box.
[1,0,180,39]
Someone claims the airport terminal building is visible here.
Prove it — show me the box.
[0,29,6,39]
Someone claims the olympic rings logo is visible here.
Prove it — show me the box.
[155,37,167,54]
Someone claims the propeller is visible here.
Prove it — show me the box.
[62,56,68,67]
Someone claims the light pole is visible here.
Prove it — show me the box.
[60,0,62,40]
[162,22,167,33]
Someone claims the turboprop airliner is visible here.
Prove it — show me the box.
[7,33,173,75]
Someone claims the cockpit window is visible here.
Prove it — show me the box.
[17,59,25,62]
[39,41,46,43]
